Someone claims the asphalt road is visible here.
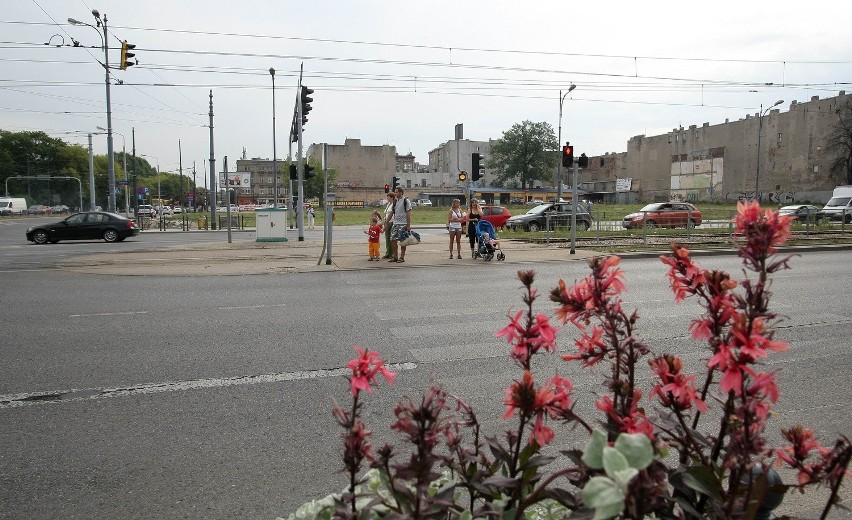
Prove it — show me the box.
[1,220,851,519]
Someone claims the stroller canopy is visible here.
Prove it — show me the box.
[476,220,496,240]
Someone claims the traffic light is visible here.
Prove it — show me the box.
[458,171,467,182]
[562,143,574,167]
[471,153,485,181]
[392,176,400,190]
[304,164,315,179]
[300,86,314,128]
[290,116,298,143]
[289,164,297,180]
[384,184,390,194]
[120,40,136,70]
[578,153,589,169]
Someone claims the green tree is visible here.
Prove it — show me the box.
[826,98,852,185]
[487,120,557,189]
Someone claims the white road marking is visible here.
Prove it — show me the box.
[218,303,288,310]
[0,362,418,408]
[68,311,149,318]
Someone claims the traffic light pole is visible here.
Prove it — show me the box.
[296,80,305,242]
[570,162,579,255]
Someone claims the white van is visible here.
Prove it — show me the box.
[822,186,852,223]
[0,197,27,216]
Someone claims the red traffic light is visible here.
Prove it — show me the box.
[562,144,574,167]
[384,184,390,193]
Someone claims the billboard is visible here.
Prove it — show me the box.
[219,172,251,189]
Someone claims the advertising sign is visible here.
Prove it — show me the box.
[219,172,251,188]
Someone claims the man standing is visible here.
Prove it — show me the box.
[382,192,395,259]
[388,187,411,263]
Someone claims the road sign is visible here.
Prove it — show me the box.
[116,179,129,186]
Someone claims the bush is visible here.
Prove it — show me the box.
[284,201,850,520]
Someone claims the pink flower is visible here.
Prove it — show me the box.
[347,346,396,396]
[649,355,708,413]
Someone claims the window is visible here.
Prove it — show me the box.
[814,165,820,173]
[777,132,783,146]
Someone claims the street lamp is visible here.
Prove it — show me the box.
[100,126,128,214]
[557,84,576,202]
[141,154,160,207]
[270,67,280,208]
[755,99,784,200]
[69,10,117,213]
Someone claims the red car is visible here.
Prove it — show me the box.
[622,202,702,229]
[462,205,512,230]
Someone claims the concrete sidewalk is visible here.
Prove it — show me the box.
[60,229,602,276]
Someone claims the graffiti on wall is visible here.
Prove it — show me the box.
[728,192,796,204]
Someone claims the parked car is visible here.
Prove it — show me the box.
[510,197,524,205]
[461,205,513,230]
[506,203,591,232]
[415,199,433,207]
[27,204,52,215]
[155,205,173,215]
[622,202,702,229]
[821,186,852,223]
[526,199,544,206]
[778,204,823,222]
[26,211,139,244]
[50,204,70,214]
[137,204,155,217]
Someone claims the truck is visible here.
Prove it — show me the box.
[0,197,27,216]
[821,185,852,223]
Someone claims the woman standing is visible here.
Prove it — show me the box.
[447,199,464,259]
[467,199,483,258]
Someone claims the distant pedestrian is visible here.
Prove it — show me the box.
[467,199,483,258]
[307,206,315,229]
[382,192,395,259]
[364,216,383,261]
[447,198,464,259]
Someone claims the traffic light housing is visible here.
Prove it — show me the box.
[562,143,574,167]
[384,184,390,194]
[471,153,485,181]
[289,164,297,180]
[458,171,467,182]
[300,86,314,128]
[578,153,589,169]
[304,164,315,179]
[120,40,136,70]
[392,176,400,190]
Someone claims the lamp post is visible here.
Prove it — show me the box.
[141,154,160,207]
[100,126,127,214]
[69,10,117,213]
[755,99,784,200]
[557,84,576,203]
[270,68,280,208]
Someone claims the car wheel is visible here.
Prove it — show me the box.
[528,222,540,232]
[32,230,49,244]
[845,214,852,224]
[645,220,657,228]
[103,229,119,243]
[686,219,696,229]
[579,220,591,231]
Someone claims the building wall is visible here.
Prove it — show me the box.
[427,139,493,186]
[235,157,286,205]
[607,91,851,204]
[306,138,397,190]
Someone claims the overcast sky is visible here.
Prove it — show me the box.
[3,0,852,178]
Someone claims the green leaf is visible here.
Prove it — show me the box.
[614,433,653,470]
[582,430,608,469]
[682,465,723,502]
[611,468,639,492]
[582,477,624,520]
[602,446,629,477]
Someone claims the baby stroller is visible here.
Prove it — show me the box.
[474,220,505,261]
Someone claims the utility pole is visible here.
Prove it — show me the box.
[208,90,217,230]
[87,133,95,210]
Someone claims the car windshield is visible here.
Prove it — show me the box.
[525,204,551,215]
[639,203,666,212]
[826,197,851,207]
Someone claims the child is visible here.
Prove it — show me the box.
[364,216,383,261]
